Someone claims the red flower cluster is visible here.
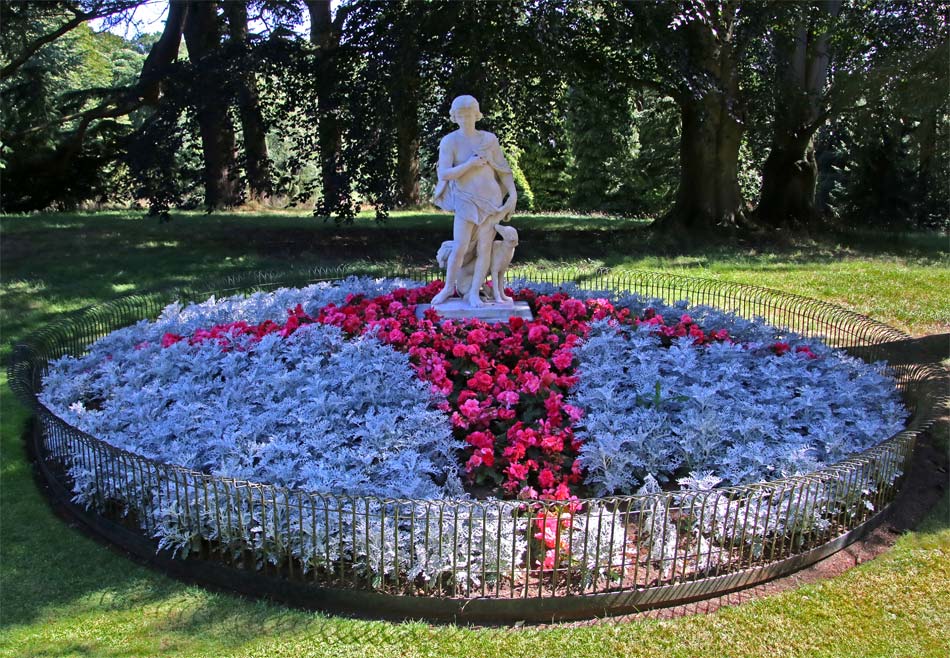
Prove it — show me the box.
[160,304,316,349]
[771,342,818,359]
[161,283,752,500]
[635,310,731,346]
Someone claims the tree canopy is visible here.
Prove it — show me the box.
[1,0,946,233]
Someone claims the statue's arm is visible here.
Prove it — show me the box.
[437,136,483,181]
[492,140,517,210]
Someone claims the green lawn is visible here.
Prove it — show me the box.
[1,210,948,658]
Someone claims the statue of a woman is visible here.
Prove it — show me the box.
[430,95,517,307]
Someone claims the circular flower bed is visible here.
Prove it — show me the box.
[42,277,906,502]
[26,274,921,615]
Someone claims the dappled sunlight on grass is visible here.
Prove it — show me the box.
[3,522,947,658]
[135,240,182,249]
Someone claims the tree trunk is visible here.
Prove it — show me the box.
[654,3,746,235]
[916,110,937,182]
[183,0,240,210]
[138,0,189,106]
[394,99,421,207]
[756,1,842,227]
[393,54,421,207]
[757,128,819,225]
[225,1,272,202]
[306,0,348,218]
[667,96,745,231]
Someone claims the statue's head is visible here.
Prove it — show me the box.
[449,95,483,123]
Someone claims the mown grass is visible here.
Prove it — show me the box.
[1,210,948,658]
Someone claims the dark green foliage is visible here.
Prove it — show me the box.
[519,139,572,211]
[566,80,639,213]
[507,147,535,211]
[0,13,145,211]
[1,0,947,232]
[822,104,950,231]
[125,99,203,213]
[626,93,681,217]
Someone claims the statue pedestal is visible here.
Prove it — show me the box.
[415,300,534,323]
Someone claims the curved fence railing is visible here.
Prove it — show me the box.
[8,268,946,623]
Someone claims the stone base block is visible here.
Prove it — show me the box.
[415,300,534,323]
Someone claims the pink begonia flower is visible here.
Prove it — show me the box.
[503,442,527,462]
[467,327,488,345]
[538,468,556,489]
[439,320,458,335]
[506,461,529,482]
[387,328,407,345]
[540,433,563,452]
[496,390,520,408]
[466,431,494,450]
[772,342,791,355]
[795,345,818,359]
[467,371,493,393]
[564,404,583,423]
[544,391,563,416]
[560,298,586,321]
[536,523,560,551]
[497,408,517,421]
[552,349,573,371]
[518,486,539,500]
[459,398,482,420]
[527,324,549,344]
[519,372,541,394]
[511,425,539,447]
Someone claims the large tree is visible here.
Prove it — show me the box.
[340,0,566,212]
[225,1,272,202]
[564,0,774,235]
[647,1,776,234]
[754,0,947,228]
[182,0,240,208]
[305,0,351,218]
[0,0,188,210]
[755,1,841,227]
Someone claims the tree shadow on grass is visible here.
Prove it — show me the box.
[849,333,950,367]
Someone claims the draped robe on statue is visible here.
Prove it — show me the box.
[433,131,514,228]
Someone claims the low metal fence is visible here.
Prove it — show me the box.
[8,268,945,623]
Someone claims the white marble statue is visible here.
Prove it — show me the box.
[436,224,518,303]
[430,95,518,307]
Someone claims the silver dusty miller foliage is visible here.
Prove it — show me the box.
[39,278,908,586]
